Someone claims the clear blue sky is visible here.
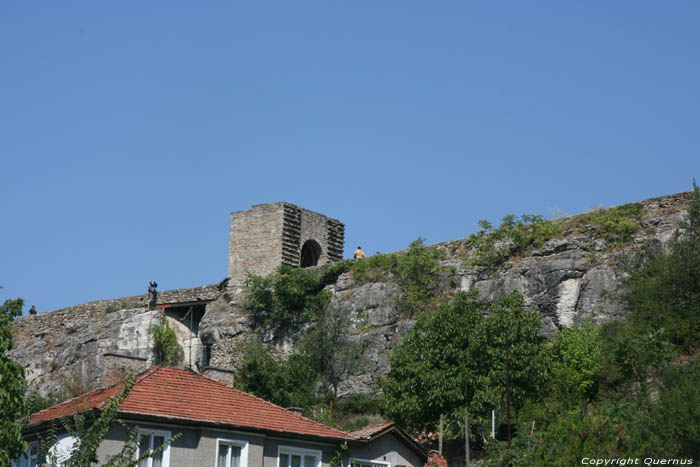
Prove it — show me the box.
[2,1,699,314]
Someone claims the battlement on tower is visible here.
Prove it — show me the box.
[228,202,345,286]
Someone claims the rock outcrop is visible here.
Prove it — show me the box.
[10,191,692,398]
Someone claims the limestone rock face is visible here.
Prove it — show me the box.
[11,307,160,397]
[10,190,692,398]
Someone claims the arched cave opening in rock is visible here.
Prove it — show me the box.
[164,303,207,335]
[300,240,322,267]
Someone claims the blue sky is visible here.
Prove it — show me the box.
[2,1,699,314]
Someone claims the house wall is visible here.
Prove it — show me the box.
[348,432,424,467]
[96,423,205,466]
[262,436,336,467]
[94,421,338,467]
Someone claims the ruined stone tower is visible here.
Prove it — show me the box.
[228,202,345,286]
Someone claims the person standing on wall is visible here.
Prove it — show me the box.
[354,246,366,259]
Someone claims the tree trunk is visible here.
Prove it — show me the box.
[439,413,444,456]
[464,409,470,466]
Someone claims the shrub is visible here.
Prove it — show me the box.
[569,202,644,246]
[467,214,560,271]
[351,238,452,314]
[148,316,183,367]
[245,265,331,332]
[549,320,603,403]
[235,338,317,408]
[622,183,700,351]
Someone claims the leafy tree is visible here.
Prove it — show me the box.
[245,265,332,333]
[632,360,700,459]
[607,324,675,406]
[379,291,486,432]
[393,238,452,314]
[623,181,700,351]
[381,291,548,438]
[473,292,549,418]
[522,404,624,466]
[299,306,366,400]
[0,297,27,465]
[148,315,183,367]
[235,338,317,408]
[549,319,603,404]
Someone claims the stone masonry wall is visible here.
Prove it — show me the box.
[10,191,693,399]
[228,202,345,286]
[228,203,286,287]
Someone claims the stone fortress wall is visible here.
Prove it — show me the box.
[228,202,345,287]
[10,191,694,396]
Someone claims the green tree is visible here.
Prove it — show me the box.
[245,265,332,333]
[473,292,549,418]
[623,181,700,351]
[379,291,486,431]
[393,238,451,314]
[299,306,366,400]
[0,297,27,465]
[523,404,624,466]
[381,291,548,437]
[148,315,183,367]
[235,338,317,408]
[632,360,700,459]
[549,319,603,404]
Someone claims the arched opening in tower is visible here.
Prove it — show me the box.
[300,240,322,268]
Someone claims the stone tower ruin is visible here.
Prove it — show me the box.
[228,202,345,286]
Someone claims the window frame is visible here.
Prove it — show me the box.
[215,437,248,467]
[136,428,172,467]
[11,443,38,467]
[277,445,322,467]
[350,458,391,467]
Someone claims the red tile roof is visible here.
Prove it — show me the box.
[28,366,350,440]
[346,421,395,440]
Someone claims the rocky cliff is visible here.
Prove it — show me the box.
[10,191,692,398]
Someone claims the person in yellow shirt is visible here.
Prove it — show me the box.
[354,246,366,259]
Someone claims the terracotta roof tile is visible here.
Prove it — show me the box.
[345,421,395,440]
[28,366,350,440]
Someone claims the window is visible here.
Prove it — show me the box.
[137,429,171,467]
[278,446,321,467]
[11,445,37,467]
[216,438,248,467]
[350,459,390,467]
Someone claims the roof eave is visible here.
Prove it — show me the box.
[117,411,352,444]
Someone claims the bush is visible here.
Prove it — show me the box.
[467,214,560,271]
[622,183,700,351]
[245,265,331,332]
[569,202,644,246]
[549,320,603,403]
[336,393,380,415]
[235,338,317,408]
[351,238,452,314]
[522,404,625,465]
[148,315,183,367]
[634,360,700,459]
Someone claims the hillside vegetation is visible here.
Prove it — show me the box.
[238,184,700,463]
